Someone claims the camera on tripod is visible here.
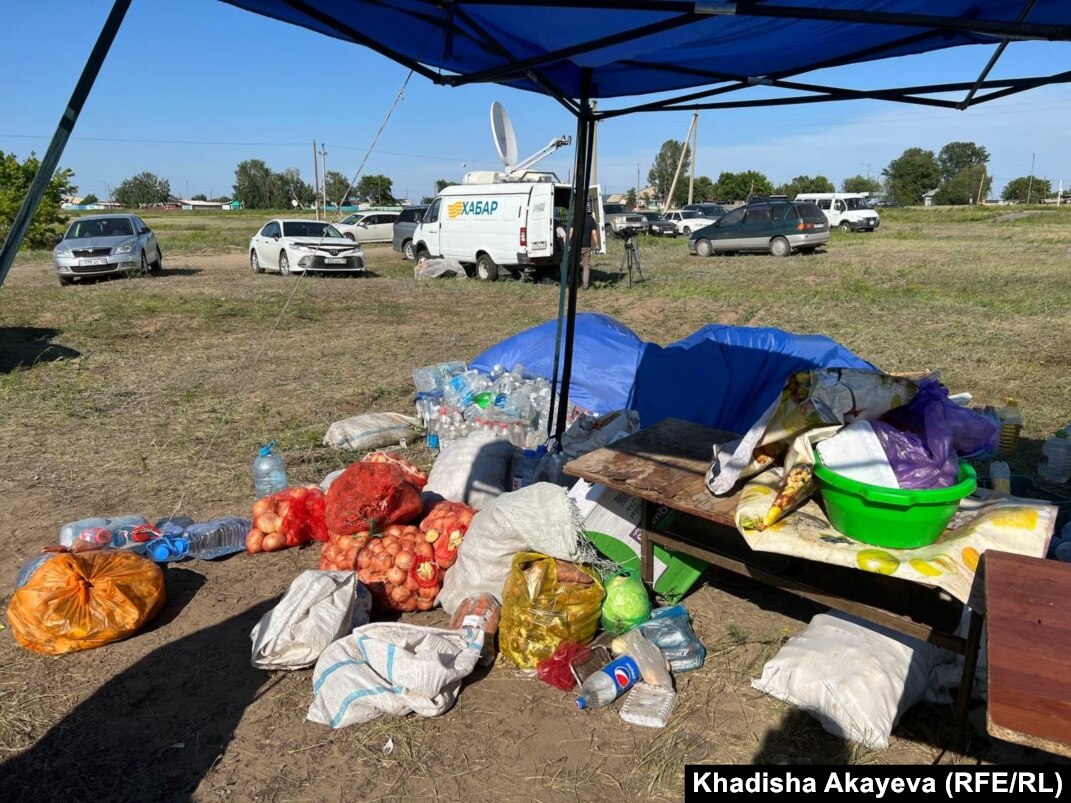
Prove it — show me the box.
[617,226,638,241]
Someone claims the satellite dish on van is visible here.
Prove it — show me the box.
[490,101,518,171]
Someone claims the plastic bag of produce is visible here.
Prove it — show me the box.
[325,461,423,535]
[323,412,418,451]
[362,450,428,490]
[250,570,355,670]
[872,420,958,490]
[499,552,604,669]
[247,486,328,554]
[7,551,165,655]
[420,500,476,569]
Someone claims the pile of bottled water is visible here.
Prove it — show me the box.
[413,362,563,452]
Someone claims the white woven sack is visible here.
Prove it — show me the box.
[422,430,513,510]
[323,412,417,451]
[751,612,953,750]
[437,482,591,615]
[307,623,482,729]
[250,571,356,670]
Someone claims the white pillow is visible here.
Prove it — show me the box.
[752,612,954,750]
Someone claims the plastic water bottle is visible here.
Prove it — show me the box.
[997,398,1023,455]
[989,461,1011,495]
[109,523,161,551]
[252,441,287,499]
[575,655,640,709]
[1038,430,1071,484]
[59,515,146,547]
[184,517,252,560]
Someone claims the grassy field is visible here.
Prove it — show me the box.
[1,206,1069,799]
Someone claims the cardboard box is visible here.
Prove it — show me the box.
[569,479,708,602]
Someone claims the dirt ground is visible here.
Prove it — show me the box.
[0,234,1064,801]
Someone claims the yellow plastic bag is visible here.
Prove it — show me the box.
[500,552,604,669]
[7,551,166,655]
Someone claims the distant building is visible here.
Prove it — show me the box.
[922,188,939,207]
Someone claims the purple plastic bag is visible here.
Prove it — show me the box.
[871,419,959,490]
[882,379,999,460]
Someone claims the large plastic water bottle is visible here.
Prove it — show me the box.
[575,655,640,709]
[59,515,147,547]
[1038,430,1071,484]
[184,517,253,560]
[252,441,287,499]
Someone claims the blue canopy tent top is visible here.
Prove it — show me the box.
[3,1,1070,435]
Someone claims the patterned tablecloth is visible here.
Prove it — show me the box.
[735,468,1057,604]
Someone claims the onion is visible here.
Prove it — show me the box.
[252,498,274,520]
[255,513,276,534]
[394,550,413,570]
[321,543,339,564]
[272,514,285,532]
[418,585,438,600]
[262,532,286,552]
[344,546,359,567]
[372,552,393,572]
[415,597,435,611]
[336,535,356,552]
[369,539,384,554]
[385,525,404,538]
[246,529,264,554]
[355,530,370,540]
[389,583,411,603]
[385,541,401,556]
[414,542,434,559]
[353,537,369,553]
[290,487,308,500]
[357,550,373,570]
[424,528,440,543]
[386,566,407,586]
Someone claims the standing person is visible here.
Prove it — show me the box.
[577,199,600,289]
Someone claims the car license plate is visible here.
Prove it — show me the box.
[80,258,108,266]
[324,257,346,264]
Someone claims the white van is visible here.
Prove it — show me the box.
[794,193,880,232]
[412,181,574,280]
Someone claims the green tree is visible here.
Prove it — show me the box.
[711,170,773,203]
[82,192,99,205]
[841,175,883,194]
[625,187,637,208]
[233,159,277,209]
[0,151,75,249]
[276,167,314,207]
[435,178,452,193]
[191,193,207,202]
[774,175,835,198]
[356,174,396,205]
[934,165,992,205]
[937,141,989,183]
[322,170,352,206]
[1002,175,1052,203]
[691,175,716,203]
[883,147,940,205]
[113,171,170,208]
[648,140,691,207]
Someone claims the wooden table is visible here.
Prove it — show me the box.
[566,417,984,742]
[986,551,1071,757]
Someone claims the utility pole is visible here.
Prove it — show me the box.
[636,162,641,208]
[319,144,328,212]
[663,113,697,213]
[312,139,321,220]
[1026,152,1036,204]
[977,167,987,205]
[688,112,698,205]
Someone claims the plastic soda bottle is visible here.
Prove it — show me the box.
[1038,430,1071,484]
[184,517,253,560]
[252,441,287,499]
[997,398,1023,455]
[575,655,640,709]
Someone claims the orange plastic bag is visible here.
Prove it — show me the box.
[7,551,166,655]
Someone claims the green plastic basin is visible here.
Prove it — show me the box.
[813,456,977,549]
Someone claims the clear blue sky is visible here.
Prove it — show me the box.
[3,2,1070,201]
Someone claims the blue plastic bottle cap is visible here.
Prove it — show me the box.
[258,440,277,457]
[575,698,587,710]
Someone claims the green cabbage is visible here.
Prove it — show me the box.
[600,572,651,634]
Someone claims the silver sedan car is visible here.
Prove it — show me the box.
[53,213,163,285]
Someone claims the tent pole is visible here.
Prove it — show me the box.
[0,0,132,290]
[554,92,596,440]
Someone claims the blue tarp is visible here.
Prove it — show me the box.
[472,313,874,434]
[223,1,1065,101]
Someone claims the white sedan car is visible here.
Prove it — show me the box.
[249,219,365,275]
[333,210,399,243]
[663,209,719,236]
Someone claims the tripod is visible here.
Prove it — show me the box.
[619,233,645,287]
